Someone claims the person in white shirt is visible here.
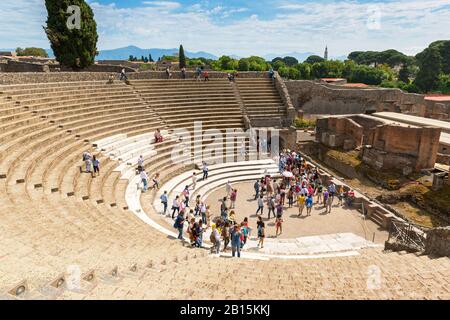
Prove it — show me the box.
[200,201,207,224]
[137,155,144,172]
[226,181,232,197]
[202,162,208,180]
[140,170,149,192]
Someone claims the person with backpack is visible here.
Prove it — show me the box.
[174,211,185,240]
[240,222,248,248]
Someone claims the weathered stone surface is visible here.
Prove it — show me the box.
[425,227,450,257]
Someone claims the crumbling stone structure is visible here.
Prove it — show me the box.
[316,115,442,172]
[285,80,450,121]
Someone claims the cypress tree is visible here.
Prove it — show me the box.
[44,0,98,69]
[179,45,186,69]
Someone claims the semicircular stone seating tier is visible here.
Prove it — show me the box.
[0,79,448,300]
[119,154,382,259]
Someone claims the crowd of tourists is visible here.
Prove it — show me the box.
[159,149,358,258]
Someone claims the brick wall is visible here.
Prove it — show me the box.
[285,80,450,121]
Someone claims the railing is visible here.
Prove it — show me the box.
[388,220,427,251]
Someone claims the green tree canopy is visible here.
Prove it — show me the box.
[348,49,410,68]
[272,60,286,71]
[282,56,299,67]
[422,40,450,74]
[415,46,442,92]
[238,58,249,71]
[44,0,98,69]
[305,55,325,64]
[16,47,49,57]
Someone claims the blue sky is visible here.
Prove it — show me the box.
[1,0,449,57]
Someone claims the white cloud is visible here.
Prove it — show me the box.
[142,1,181,10]
[0,0,449,58]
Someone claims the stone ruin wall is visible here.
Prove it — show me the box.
[316,116,442,171]
[316,117,363,150]
[285,80,450,121]
[0,71,268,85]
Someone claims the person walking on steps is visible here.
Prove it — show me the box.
[160,191,168,215]
[174,211,185,240]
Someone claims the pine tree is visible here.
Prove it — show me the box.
[149,54,154,62]
[179,45,186,69]
[44,0,98,69]
[415,47,442,93]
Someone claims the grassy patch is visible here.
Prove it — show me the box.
[325,148,362,167]
[361,166,404,190]
[391,202,445,228]
[294,118,316,129]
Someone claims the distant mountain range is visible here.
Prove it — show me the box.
[94,45,218,61]
[2,46,348,62]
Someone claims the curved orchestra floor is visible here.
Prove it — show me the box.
[205,181,389,243]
